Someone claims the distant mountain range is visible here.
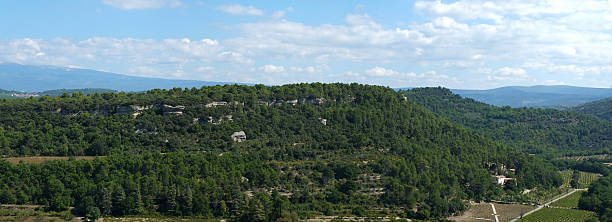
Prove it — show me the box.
[0,88,117,98]
[2,63,610,108]
[0,63,238,92]
[451,85,612,108]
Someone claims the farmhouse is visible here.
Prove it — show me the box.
[493,175,516,186]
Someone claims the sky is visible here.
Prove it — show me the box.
[0,0,611,89]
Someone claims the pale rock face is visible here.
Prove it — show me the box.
[204,101,228,108]
[287,99,298,105]
[318,118,327,125]
[116,105,152,114]
[231,131,247,142]
[161,104,185,115]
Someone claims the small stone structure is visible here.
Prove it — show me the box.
[231,131,247,142]
[318,118,327,125]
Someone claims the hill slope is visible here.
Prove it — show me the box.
[452,85,612,108]
[0,83,560,220]
[403,87,612,156]
[571,97,612,121]
[0,63,236,92]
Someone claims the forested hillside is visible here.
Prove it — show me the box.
[402,87,611,157]
[571,97,612,121]
[39,88,117,97]
[0,83,561,220]
[579,174,612,221]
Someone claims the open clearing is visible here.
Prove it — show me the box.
[549,190,585,208]
[2,156,105,164]
[517,207,596,222]
[0,205,77,222]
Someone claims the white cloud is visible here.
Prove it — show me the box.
[226,14,433,64]
[4,0,612,88]
[271,7,293,19]
[365,66,400,77]
[217,4,263,16]
[289,64,329,73]
[197,66,215,72]
[259,64,285,73]
[101,0,182,10]
[489,67,529,81]
[0,37,246,80]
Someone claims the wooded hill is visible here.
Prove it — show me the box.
[402,87,611,157]
[571,97,612,121]
[0,83,561,220]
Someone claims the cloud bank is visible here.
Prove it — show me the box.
[2,0,611,88]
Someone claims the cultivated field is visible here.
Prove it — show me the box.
[559,154,609,161]
[558,170,600,189]
[577,171,600,189]
[559,170,573,187]
[494,204,538,222]
[449,202,536,222]
[448,202,494,222]
[549,190,585,208]
[518,207,596,222]
[2,156,104,164]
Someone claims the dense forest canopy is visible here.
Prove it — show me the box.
[0,83,563,220]
[401,87,612,157]
[571,97,612,122]
[579,175,612,221]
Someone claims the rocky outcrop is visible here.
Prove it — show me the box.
[205,115,233,125]
[116,105,152,114]
[286,99,298,105]
[160,104,185,115]
[204,101,228,108]
[318,118,327,125]
[231,131,247,142]
[257,98,329,106]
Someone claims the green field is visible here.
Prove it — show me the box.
[518,207,596,222]
[550,191,585,208]
[577,172,600,189]
[559,170,573,187]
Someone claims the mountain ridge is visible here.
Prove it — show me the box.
[571,97,612,121]
[451,85,612,108]
[0,63,242,92]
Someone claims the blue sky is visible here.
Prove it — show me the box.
[1,0,611,89]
